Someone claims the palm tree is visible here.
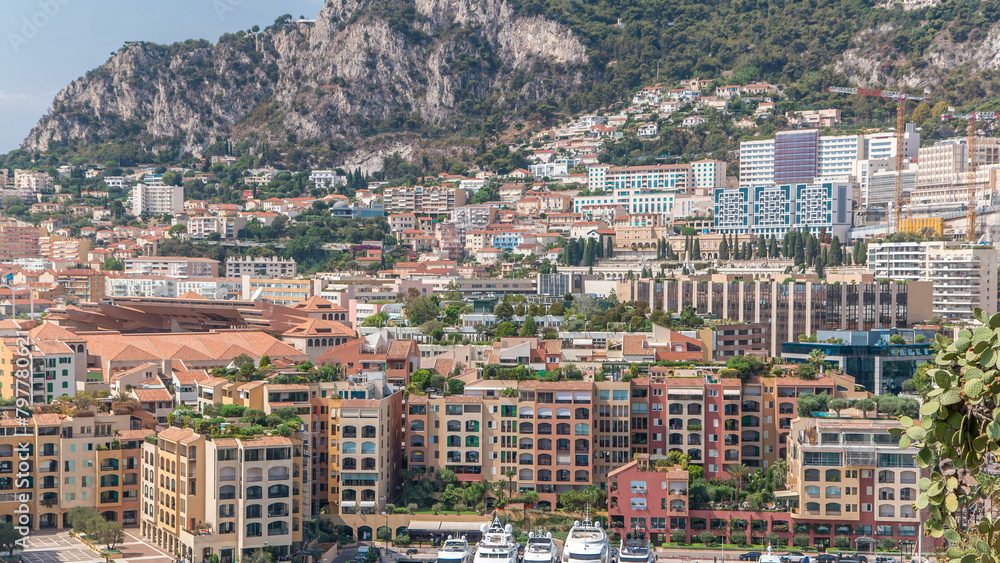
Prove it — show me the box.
[504,469,517,502]
[807,349,826,374]
[726,463,751,502]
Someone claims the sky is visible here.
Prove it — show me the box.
[0,0,324,153]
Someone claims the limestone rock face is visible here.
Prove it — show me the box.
[21,0,587,157]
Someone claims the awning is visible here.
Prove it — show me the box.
[774,490,799,499]
[341,501,356,507]
[360,501,376,507]
[405,521,485,534]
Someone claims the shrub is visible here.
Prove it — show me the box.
[731,531,748,546]
[834,536,851,549]
[671,530,686,544]
[879,538,897,551]
[699,531,715,545]
[764,532,781,546]
[792,535,810,548]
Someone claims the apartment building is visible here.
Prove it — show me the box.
[786,417,923,547]
[330,394,404,517]
[608,413,922,550]
[588,162,727,195]
[910,137,1000,210]
[53,269,106,302]
[714,182,851,239]
[382,186,468,215]
[616,276,933,356]
[41,235,91,263]
[225,256,297,278]
[309,170,345,189]
[126,257,220,278]
[140,430,307,561]
[0,222,44,261]
[186,215,246,240]
[132,184,183,215]
[867,241,997,321]
[738,127,919,186]
[0,412,143,531]
[13,169,52,195]
[240,276,313,306]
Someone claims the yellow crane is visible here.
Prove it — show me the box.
[826,86,931,233]
[939,112,1000,241]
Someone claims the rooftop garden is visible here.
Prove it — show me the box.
[166,404,305,438]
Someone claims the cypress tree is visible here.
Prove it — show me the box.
[606,236,614,259]
[719,236,729,261]
[805,236,816,266]
[692,238,701,260]
[829,236,843,266]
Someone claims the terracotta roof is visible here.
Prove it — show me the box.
[386,340,415,360]
[239,436,294,446]
[34,340,73,355]
[84,331,307,364]
[177,291,207,300]
[133,388,173,402]
[623,334,651,357]
[29,322,82,341]
[265,383,310,390]
[199,377,230,386]
[172,370,209,385]
[159,427,196,442]
[283,318,356,338]
[292,295,347,312]
[33,413,63,426]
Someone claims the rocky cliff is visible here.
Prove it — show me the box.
[22,0,587,155]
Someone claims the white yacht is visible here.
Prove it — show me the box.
[473,515,519,563]
[524,530,559,563]
[437,536,475,563]
[562,510,610,563]
[759,545,783,563]
[617,528,653,563]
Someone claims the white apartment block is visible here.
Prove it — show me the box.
[738,127,919,186]
[529,160,571,179]
[105,275,178,298]
[125,257,219,278]
[103,176,128,188]
[226,256,297,278]
[690,159,727,196]
[176,277,242,299]
[310,170,346,189]
[142,174,164,186]
[867,241,998,321]
[911,137,1000,210]
[574,189,675,221]
[0,169,8,187]
[382,185,468,214]
[714,181,851,239]
[186,215,246,240]
[14,169,52,193]
[132,184,183,215]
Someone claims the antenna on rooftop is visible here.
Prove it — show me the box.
[213,288,229,300]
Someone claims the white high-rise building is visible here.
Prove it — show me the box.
[132,184,183,215]
[738,126,919,186]
[867,241,998,321]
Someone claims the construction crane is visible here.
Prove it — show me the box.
[940,112,1000,241]
[826,86,932,233]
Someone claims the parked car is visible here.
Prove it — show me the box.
[406,549,419,556]
[781,552,807,563]
[816,555,838,563]
[874,557,894,563]
[740,553,763,561]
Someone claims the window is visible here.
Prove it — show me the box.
[803,451,842,466]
